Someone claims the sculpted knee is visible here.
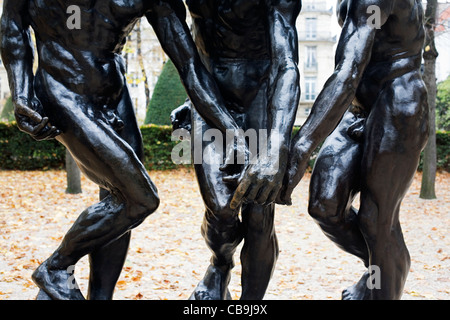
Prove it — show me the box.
[130,192,160,221]
[147,193,160,214]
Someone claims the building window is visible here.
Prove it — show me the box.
[305,46,317,68]
[305,77,317,101]
[305,18,317,39]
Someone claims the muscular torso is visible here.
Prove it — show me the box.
[29,0,148,106]
[187,0,273,115]
[187,0,270,63]
[338,0,425,110]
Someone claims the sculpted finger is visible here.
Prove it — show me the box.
[230,178,252,210]
[31,117,49,135]
[282,187,294,206]
[16,105,43,123]
[257,185,280,205]
[32,129,51,141]
[45,129,61,140]
[255,185,272,205]
[16,120,36,135]
[275,186,287,205]
[266,189,278,205]
[37,126,61,141]
[245,184,261,203]
[219,162,232,172]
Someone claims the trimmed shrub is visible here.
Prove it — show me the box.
[0,122,65,170]
[435,130,450,172]
[0,122,448,172]
[1,97,14,122]
[144,60,188,126]
[0,123,181,171]
[140,124,180,170]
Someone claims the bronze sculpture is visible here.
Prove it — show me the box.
[1,0,430,301]
[0,0,243,300]
[176,0,301,300]
[271,0,428,299]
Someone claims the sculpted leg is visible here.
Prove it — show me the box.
[32,101,159,300]
[189,110,243,300]
[240,203,278,300]
[189,198,242,300]
[87,87,143,300]
[87,229,131,300]
[308,110,369,262]
[308,109,372,300]
[354,78,428,299]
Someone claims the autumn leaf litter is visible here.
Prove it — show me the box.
[0,168,449,300]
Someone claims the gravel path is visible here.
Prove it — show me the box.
[0,169,448,300]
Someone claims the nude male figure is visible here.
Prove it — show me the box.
[269,0,428,299]
[1,0,243,300]
[179,0,301,300]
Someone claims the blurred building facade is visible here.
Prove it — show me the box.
[436,2,450,82]
[295,1,337,125]
[1,1,449,126]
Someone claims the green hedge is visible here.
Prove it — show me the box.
[0,97,14,122]
[435,130,450,172]
[0,122,180,171]
[0,122,449,172]
[144,60,188,126]
[140,124,179,170]
[0,122,65,170]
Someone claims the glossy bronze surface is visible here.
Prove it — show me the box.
[277,0,429,299]
[0,0,248,300]
[181,0,301,300]
[1,0,429,301]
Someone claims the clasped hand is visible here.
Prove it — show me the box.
[231,142,311,208]
[14,97,60,141]
[229,146,288,209]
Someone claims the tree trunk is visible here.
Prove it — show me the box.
[65,149,82,194]
[136,20,151,109]
[420,0,438,199]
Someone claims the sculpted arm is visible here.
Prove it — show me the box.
[278,0,395,204]
[0,0,59,140]
[230,0,301,208]
[266,0,301,156]
[145,0,240,135]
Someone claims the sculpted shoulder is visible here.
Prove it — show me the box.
[372,0,425,60]
[28,0,150,53]
[29,0,147,29]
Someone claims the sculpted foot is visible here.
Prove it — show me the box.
[342,271,371,300]
[32,260,85,300]
[36,289,53,300]
[189,265,232,300]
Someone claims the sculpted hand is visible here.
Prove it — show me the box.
[276,145,310,206]
[219,132,250,183]
[14,97,60,141]
[230,147,288,209]
[170,100,192,133]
